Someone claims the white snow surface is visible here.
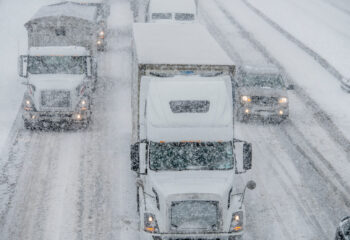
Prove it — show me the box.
[30,2,98,22]
[133,23,234,65]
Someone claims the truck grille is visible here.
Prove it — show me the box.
[251,96,278,106]
[170,200,219,233]
[41,90,71,108]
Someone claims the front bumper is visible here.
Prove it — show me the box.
[22,109,91,124]
[238,104,289,119]
[142,231,242,240]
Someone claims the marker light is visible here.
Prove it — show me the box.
[278,97,288,104]
[230,211,243,232]
[99,31,105,38]
[144,213,159,233]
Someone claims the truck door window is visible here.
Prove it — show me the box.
[175,13,195,21]
[149,142,233,171]
[152,13,172,20]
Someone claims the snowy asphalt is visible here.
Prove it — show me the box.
[0,0,350,239]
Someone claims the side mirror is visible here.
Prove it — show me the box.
[130,143,139,172]
[287,84,294,90]
[18,55,28,78]
[243,143,252,170]
[246,180,256,190]
[86,56,92,77]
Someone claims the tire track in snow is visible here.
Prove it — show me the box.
[240,0,345,83]
[211,0,350,159]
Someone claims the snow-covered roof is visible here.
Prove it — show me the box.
[240,65,282,75]
[146,76,233,141]
[28,46,90,56]
[133,23,234,66]
[149,0,196,14]
[29,2,98,22]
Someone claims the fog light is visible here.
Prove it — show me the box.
[279,110,284,115]
[32,115,36,119]
[97,40,102,45]
[244,108,250,114]
[76,114,82,120]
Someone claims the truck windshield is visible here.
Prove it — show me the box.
[152,13,172,20]
[240,73,285,88]
[28,56,86,75]
[175,13,195,21]
[149,142,233,171]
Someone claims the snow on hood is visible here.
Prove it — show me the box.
[238,86,288,98]
[149,170,233,202]
[29,74,86,91]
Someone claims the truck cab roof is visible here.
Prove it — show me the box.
[149,0,196,15]
[28,2,98,23]
[145,75,233,142]
[133,23,234,66]
[28,46,90,56]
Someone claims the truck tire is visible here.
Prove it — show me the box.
[24,120,34,130]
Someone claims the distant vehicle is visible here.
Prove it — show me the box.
[66,0,111,50]
[234,65,293,123]
[146,0,197,23]
[131,23,255,240]
[335,216,350,240]
[19,2,99,129]
[341,78,350,92]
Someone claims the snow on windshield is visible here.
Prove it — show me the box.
[28,56,86,74]
[239,72,285,88]
[149,142,233,171]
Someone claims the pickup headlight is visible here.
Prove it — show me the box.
[98,31,105,38]
[241,95,251,103]
[278,97,288,104]
[230,211,243,232]
[78,98,89,111]
[144,213,159,233]
[24,98,35,111]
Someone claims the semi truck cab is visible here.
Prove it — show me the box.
[131,76,254,240]
[19,46,95,129]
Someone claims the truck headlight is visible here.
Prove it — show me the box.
[24,98,35,111]
[278,97,288,104]
[230,211,243,232]
[99,31,105,38]
[241,95,251,103]
[97,40,102,45]
[144,213,159,233]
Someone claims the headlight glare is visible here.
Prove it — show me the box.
[230,211,243,232]
[241,95,251,103]
[144,213,159,233]
[279,97,288,104]
[24,98,35,111]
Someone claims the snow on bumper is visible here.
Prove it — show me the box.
[238,104,289,118]
[22,110,91,123]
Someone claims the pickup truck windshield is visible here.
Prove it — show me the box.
[149,142,233,171]
[240,73,285,89]
[28,56,86,75]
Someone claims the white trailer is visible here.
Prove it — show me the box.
[25,2,104,52]
[131,23,255,240]
[146,0,197,23]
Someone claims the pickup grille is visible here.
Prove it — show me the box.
[41,90,71,108]
[251,96,278,106]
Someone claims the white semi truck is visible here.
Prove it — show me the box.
[131,23,255,240]
[19,2,99,129]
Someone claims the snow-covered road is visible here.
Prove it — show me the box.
[0,0,350,239]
